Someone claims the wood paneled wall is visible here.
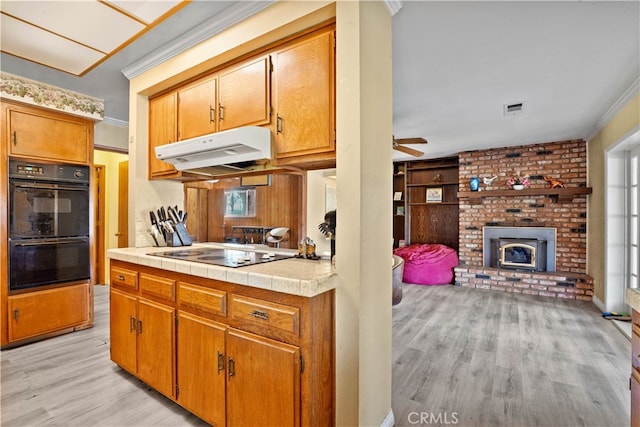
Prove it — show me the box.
[185,174,303,249]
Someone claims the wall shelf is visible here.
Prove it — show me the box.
[407,181,458,187]
[457,187,592,205]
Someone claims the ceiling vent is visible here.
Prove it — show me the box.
[504,102,525,116]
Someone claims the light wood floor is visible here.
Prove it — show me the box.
[1,285,207,427]
[1,284,631,426]
[392,283,631,427]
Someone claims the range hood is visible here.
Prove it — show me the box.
[155,126,271,174]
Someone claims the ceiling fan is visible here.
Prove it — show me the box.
[393,136,428,157]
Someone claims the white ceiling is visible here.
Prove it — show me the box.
[1,1,638,160]
[1,0,186,75]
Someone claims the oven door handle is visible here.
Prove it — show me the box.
[13,239,88,247]
[12,182,88,192]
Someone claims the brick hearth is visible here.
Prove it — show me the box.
[455,140,593,300]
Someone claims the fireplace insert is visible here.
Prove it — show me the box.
[490,238,547,271]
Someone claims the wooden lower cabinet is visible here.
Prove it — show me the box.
[109,260,334,426]
[8,283,90,342]
[633,309,640,427]
[177,312,227,426]
[110,288,176,399]
[227,328,300,427]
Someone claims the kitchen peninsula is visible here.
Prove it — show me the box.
[107,243,336,426]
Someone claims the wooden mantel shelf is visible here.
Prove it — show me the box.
[457,187,593,205]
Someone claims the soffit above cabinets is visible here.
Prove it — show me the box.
[0,0,187,76]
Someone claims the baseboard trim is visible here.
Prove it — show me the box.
[381,409,395,427]
[592,295,605,312]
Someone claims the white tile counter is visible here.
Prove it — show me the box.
[107,243,337,298]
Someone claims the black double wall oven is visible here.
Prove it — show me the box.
[9,159,90,291]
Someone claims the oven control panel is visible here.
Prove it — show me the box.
[16,164,44,176]
[9,159,90,184]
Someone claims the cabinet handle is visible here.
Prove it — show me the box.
[209,106,215,123]
[276,115,283,134]
[118,274,125,281]
[228,357,235,378]
[217,351,225,373]
[130,316,136,333]
[12,131,17,146]
[218,104,225,120]
[137,320,143,335]
[250,309,269,321]
[12,309,19,320]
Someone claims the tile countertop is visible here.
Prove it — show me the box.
[107,243,337,298]
[627,288,640,313]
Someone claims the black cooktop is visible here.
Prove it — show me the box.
[149,248,293,268]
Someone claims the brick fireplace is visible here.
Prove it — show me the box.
[454,140,594,301]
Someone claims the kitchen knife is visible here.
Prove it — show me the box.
[167,206,180,224]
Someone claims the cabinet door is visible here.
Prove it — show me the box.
[109,288,138,374]
[178,76,217,140]
[177,312,226,427]
[149,92,178,178]
[226,328,300,427]
[218,55,271,131]
[8,284,89,342]
[8,107,91,163]
[137,298,176,398]
[633,369,640,427]
[273,29,334,160]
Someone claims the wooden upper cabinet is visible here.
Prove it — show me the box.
[5,101,92,164]
[178,76,217,141]
[149,91,178,178]
[218,55,271,131]
[272,28,335,163]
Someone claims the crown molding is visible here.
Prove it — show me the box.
[586,76,640,142]
[384,0,403,16]
[122,1,274,80]
[100,116,129,128]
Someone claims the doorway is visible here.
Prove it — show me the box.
[605,129,640,319]
[94,165,105,284]
[117,161,128,248]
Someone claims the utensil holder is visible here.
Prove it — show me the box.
[165,232,182,247]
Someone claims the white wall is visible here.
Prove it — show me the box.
[94,120,128,152]
[307,169,336,257]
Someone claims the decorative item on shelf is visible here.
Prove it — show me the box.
[393,191,403,201]
[506,173,530,190]
[432,173,442,183]
[544,176,565,188]
[469,177,480,191]
[396,206,405,215]
[318,209,336,259]
[426,187,443,203]
[483,175,498,188]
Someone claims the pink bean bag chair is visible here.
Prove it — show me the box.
[393,244,458,285]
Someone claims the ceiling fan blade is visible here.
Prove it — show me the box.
[394,137,428,145]
[394,145,424,157]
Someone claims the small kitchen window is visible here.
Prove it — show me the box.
[224,188,256,217]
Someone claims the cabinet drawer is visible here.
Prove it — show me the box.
[230,295,299,336]
[178,282,227,317]
[633,309,640,327]
[140,273,176,301]
[111,267,138,290]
